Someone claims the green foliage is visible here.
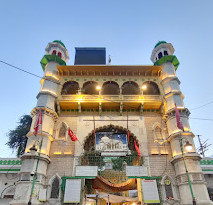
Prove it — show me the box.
[112,151,143,171]
[81,150,105,169]
[6,115,32,157]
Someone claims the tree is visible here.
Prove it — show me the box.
[6,115,32,157]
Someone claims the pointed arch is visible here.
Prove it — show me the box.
[48,174,61,199]
[56,121,69,140]
[83,124,139,152]
[161,175,179,200]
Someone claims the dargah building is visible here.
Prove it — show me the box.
[0,41,212,205]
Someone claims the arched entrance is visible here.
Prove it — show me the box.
[81,125,142,204]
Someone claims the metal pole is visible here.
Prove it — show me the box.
[179,138,196,205]
[197,135,205,157]
[28,117,43,205]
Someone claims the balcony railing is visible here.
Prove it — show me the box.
[58,94,162,103]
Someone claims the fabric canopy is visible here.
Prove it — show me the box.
[92,176,137,192]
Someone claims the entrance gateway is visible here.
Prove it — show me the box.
[62,126,160,205]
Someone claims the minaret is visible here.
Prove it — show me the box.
[11,40,69,205]
[151,41,211,204]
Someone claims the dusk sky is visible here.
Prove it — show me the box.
[0,0,213,157]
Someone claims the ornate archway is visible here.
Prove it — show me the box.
[83,124,139,152]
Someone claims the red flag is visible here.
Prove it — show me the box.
[34,109,42,136]
[68,129,78,141]
[134,140,141,158]
[93,129,96,135]
[127,130,130,141]
[175,105,184,131]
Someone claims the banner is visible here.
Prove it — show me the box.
[95,132,128,151]
[64,179,81,203]
[141,180,160,204]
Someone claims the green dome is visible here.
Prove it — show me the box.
[154,41,167,48]
[53,40,66,48]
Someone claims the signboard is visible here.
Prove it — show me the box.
[75,166,98,177]
[126,166,148,177]
[141,180,160,204]
[64,179,81,203]
[95,132,128,151]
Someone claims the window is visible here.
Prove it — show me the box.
[164,178,174,199]
[164,50,168,56]
[52,50,57,55]
[83,81,99,95]
[61,81,79,95]
[155,126,163,140]
[121,81,140,95]
[50,177,60,198]
[59,123,66,138]
[58,52,62,58]
[101,81,119,95]
[158,52,163,59]
[142,81,160,95]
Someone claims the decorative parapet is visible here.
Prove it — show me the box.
[0,158,22,173]
[154,55,179,70]
[40,55,66,71]
[200,158,213,174]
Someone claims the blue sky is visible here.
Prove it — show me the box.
[0,0,213,157]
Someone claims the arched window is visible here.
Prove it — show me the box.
[101,81,119,95]
[2,186,15,199]
[121,81,140,95]
[83,81,99,95]
[155,126,163,140]
[50,177,60,198]
[59,123,67,139]
[58,52,62,58]
[164,50,168,56]
[165,177,174,199]
[142,81,160,95]
[61,81,79,95]
[161,175,178,201]
[158,52,163,59]
[52,50,57,55]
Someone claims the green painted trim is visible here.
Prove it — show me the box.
[144,200,160,203]
[154,55,179,70]
[200,160,213,165]
[128,176,162,179]
[0,160,22,165]
[53,40,66,48]
[0,169,20,171]
[40,55,66,71]
[154,41,167,48]
[202,169,213,171]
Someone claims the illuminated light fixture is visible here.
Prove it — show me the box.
[54,152,62,155]
[184,141,193,152]
[96,85,101,91]
[142,84,147,90]
[64,152,72,154]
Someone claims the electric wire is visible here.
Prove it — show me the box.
[191,100,213,110]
